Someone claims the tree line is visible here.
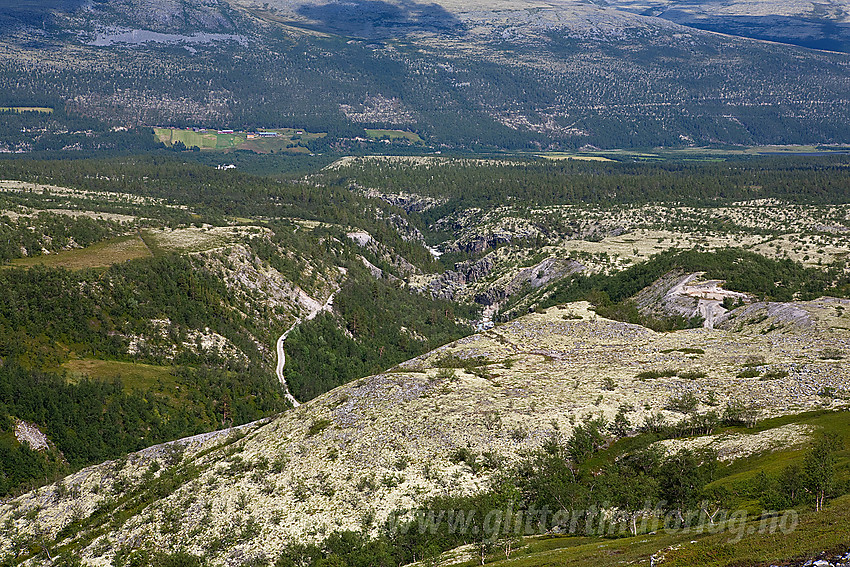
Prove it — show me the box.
[325,157,850,230]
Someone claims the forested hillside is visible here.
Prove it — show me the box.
[0,157,476,495]
[285,265,477,401]
[324,157,850,217]
[0,152,848,515]
[1,0,850,563]
[326,155,850,328]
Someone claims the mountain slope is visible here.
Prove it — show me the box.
[602,0,850,52]
[0,157,478,497]
[0,0,849,148]
[2,299,847,565]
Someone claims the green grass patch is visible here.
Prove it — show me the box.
[761,369,789,380]
[481,497,850,567]
[61,359,177,392]
[154,127,326,153]
[307,418,332,436]
[661,347,705,355]
[736,368,762,379]
[819,348,845,360]
[7,234,152,270]
[155,127,245,150]
[662,495,850,567]
[742,356,766,367]
[537,152,616,162]
[474,531,699,567]
[364,129,423,143]
[713,409,850,486]
[0,106,53,114]
[635,369,678,380]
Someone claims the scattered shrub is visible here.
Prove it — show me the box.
[761,368,789,380]
[819,349,845,360]
[666,392,700,414]
[636,369,677,380]
[307,419,332,436]
[736,368,761,379]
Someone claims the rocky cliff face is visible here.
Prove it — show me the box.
[2,300,847,566]
[426,253,498,301]
[423,252,584,315]
[632,270,752,328]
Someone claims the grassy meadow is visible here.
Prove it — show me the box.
[0,106,53,114]
[365,128,424,143]
[7,234,152,270]
[62,359,177,392]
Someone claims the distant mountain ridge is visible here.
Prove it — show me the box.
[600,0,850,52]
[0,0,849,149]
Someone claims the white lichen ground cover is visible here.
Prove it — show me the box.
[0,180,172,208]
[1,300,847,566]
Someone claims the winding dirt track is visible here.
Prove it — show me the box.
[275,289,338,408]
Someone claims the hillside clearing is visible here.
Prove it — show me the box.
[0,106,53,114]
[8,234,152,269]
[62,359,177,392]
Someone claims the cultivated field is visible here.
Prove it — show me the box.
[0,106,53,113]
[154,127,325,153]
[534,145,850,162]
[538,153,615,162]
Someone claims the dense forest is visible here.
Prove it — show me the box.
[0,362,286,496]
[284,264,477,401]
[0,255,294,495]
[0,256,273,367]
[326,157,850,224]
[0,106,158,155]
[0,212,125,263]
